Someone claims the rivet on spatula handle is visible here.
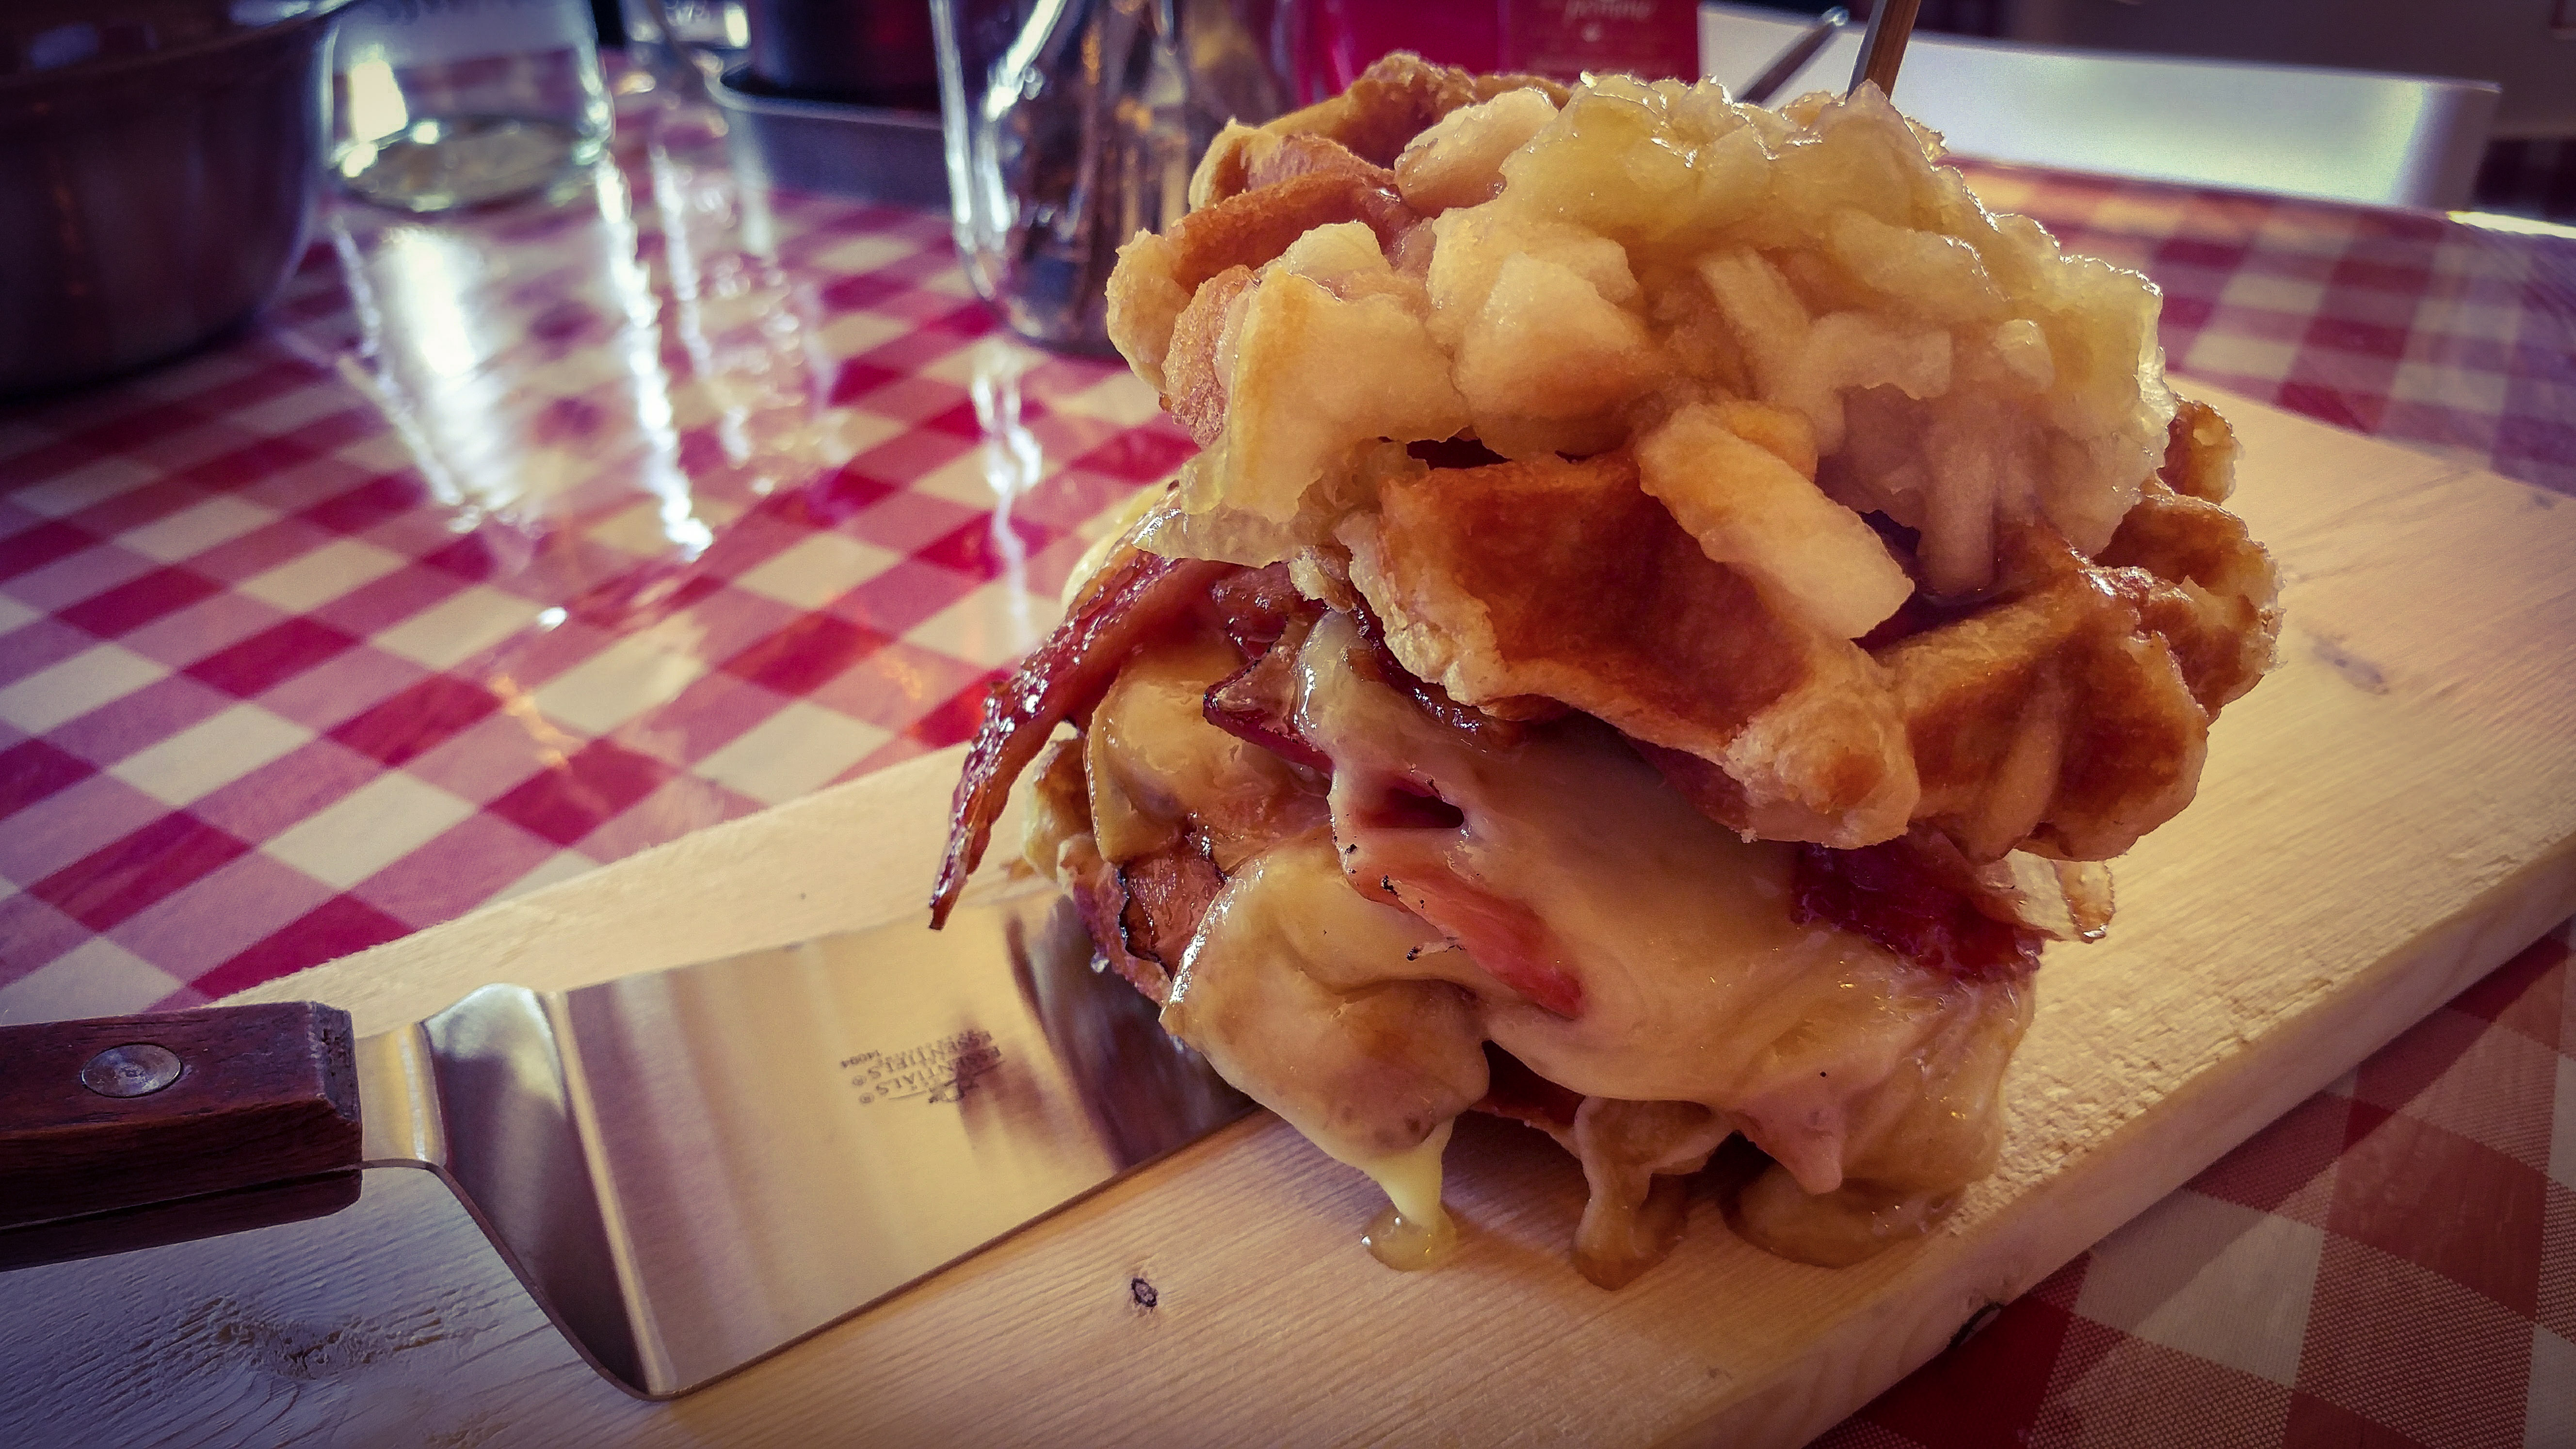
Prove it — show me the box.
[0,1002,363,1232]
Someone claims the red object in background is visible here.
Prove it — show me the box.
[1298,0,1503,97]
[743,0,941,109]
[1506,0,1700,80]
[1294,0,1698,102]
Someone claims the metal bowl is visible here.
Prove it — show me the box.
[0,0,356,398]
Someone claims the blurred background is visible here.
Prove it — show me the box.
[1822,0,2575,220]
[575,0,2575,221]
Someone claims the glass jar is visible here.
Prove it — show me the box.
[929,0,1291,353]
[331,0,613,212]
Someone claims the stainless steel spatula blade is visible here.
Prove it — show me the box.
[4,888,1251,1399]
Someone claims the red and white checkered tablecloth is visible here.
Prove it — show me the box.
[1821,927,2576,1449]
[0,99,1193,1015]
[1951,160,2576,499]
[1,81,2570,1447]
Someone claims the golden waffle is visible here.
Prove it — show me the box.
[1099,53,2280,867]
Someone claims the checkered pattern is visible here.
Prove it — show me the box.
[0,95,1188,1019]
[1819,927,2576,1449]
[0,78,2571,1445]
[1953,159,2576,498]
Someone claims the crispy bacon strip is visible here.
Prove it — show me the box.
[930,548,1232,926]
[1119,847,1228,970]
[1059,837,1171,1002]
[1790,838,2044,979]
[1206,562,1309,652]
[1199,574,1326,765]
[1205,635,1334,774]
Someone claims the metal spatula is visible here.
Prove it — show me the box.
[0,887,1250,1398]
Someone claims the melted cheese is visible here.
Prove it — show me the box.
[1289,613,2023,1196]
[1090,611,2030,1271]
[1354,1122,1461,1271]
[1087,637,1321,868]
[1166,851,1465,1272]
[1163,834,1488,1165]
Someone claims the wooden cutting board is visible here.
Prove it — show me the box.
[12,386,2575,1448]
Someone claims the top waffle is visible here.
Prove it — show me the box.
[1101,53,2279,864]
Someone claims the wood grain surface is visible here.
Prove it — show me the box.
[3,387,2572,1449]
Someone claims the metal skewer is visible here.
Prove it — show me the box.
[1739,6,1849,106]
[1850,0,1923,98]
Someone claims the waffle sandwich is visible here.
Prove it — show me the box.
[932,54,2280,1286]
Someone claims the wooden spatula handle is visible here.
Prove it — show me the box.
[0,1003,363,1231]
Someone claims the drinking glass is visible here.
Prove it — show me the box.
[618,0,748,97]
[930,0,1292,352]
[331,0,614,212]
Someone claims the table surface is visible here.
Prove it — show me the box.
[3,76,2573,1448]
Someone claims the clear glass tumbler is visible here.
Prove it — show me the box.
[930,0,1291,353]
[617,0,749,97]
[331,0,614,212]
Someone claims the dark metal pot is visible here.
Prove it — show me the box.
[741,0,939,110]
[0,0,356,397]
